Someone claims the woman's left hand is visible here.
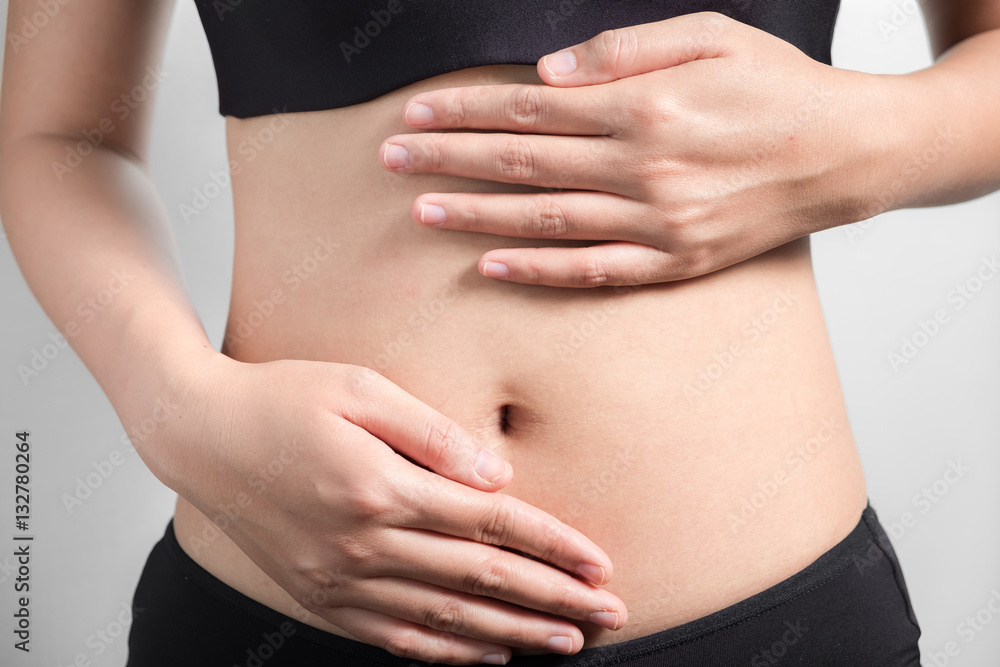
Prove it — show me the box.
[380,12,898,287]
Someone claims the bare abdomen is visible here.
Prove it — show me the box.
[174,64,868,647]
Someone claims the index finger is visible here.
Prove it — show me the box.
[340,366,514,492]
[398,469,613,587]
[401,82,617,136]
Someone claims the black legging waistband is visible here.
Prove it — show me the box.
[128,502,922,666]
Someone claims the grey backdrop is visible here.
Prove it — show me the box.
[1,1,997,665]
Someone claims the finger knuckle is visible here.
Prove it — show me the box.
[595,27,640,69]
[452,89,475,126]
[496,137,538,181]
[342,486,395,524]
[547,584,580,618]
[464,557,511,598]
[579,254,610,288]
[695,11,731,36]
[477,502,518,546]
[335,533,379,566]
[339,364,384,406]
[293,565,348,611]
[294,588,325,615]
[630,90,676,131]
[520,258,544,285]
[675,246,713,280]
[535,523,563,563]
[462,198,487,232]
[421,133,448,172]
[423,415,464,470]
[504,86,545,131]
[423,596,470,634]
[527,196,569,238]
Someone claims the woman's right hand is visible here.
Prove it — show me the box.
[148,352,626,665]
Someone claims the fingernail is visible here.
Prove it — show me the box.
[577,563,606,586]
[405,102,434,126]
[590,610,620,630]
[476,449,508,483]
[546,636,574,654]
[420,203,446,225]
[482,653,508,665]
[543,50,577,77]
[482,260,509,279]
[383,143,410,169]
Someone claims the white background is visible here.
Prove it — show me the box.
[0,0,997,664]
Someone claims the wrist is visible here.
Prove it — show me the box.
[819,67,922,224]
[841,67,960,221]
[109,309,237,490]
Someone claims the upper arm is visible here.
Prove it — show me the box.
[0,0,177,164]
[921,0,1000,59]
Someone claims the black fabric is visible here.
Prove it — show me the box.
[126,503,920,666]
[192,0,842,118]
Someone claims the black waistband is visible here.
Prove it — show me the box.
[161,503,882,666]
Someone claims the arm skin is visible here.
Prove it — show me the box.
[0,0,206,473]
[892,0,1000,207]
[378,1,1000,287]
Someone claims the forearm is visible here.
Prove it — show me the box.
[870,28,1000,214]
[0,135,217,481]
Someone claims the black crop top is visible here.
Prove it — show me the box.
[194,0,841,119]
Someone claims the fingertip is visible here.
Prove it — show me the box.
[540,50,578,80]
[403,100,435,127]
[475,448,513,488]
[481,259,510,280]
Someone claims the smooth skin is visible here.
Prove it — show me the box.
[1,1,997,665]
[0,1,624,664]
[382,7,1000,286]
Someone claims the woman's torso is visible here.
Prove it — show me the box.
[172,63,867,648]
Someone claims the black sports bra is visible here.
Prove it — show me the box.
[194,0,841,119]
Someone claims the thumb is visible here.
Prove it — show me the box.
[537,12,734,86]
